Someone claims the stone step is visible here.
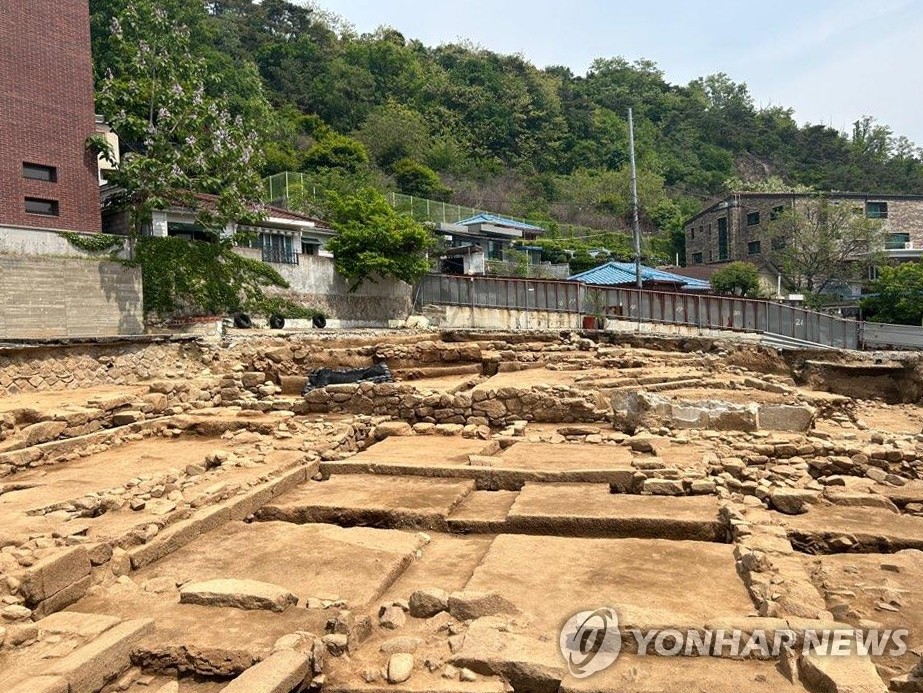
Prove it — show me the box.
[502,483,726,541]
[782,505,923,553]
[255,475,476,532]
[446,491,519,533]
[323,439,637,492]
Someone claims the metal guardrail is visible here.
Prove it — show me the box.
[594,286,859,350]
[417,274,581,314]
[417,274,862,349]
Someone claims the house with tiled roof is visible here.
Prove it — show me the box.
[101,187,335,265]
[569,261,711,292]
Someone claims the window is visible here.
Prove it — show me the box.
[886,232,911,250]
[770,205,784,221]
[771,237,787,251]
[24,197,59,216]
[689,227,695,240]
[260,233,298,264]
[748,241,761,255]
[747,211,760,226]
[717,218,729,261]
[23,163,57,182]
[692,252,703,264]
[301,238,319,256]
[867,201,888,219]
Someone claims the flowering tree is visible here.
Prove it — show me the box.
[94,0,265,234]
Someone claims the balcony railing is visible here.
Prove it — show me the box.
[262,247,299,265]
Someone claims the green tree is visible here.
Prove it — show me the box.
[325,189,434,290]
[862,263,923,325]
[711,261,761,297]
[391,158,452,201]
[569,249,606,275]
[94,0,265,234]
[355,101,431,170]
[301,133,369,173]
[767,197,885,294]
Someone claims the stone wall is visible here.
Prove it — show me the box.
[611,390,816,433]
[297,381,607,426]
[0,337,214,396]
[0,253,142,338]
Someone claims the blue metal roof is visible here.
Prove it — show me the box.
[569,262,711,291]
[456,213,545,232]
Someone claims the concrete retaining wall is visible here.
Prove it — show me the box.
[432,305,581,330]
[0,254,143,338]
[235,249,412,327]
[0,224,129,259]
[604,317,762,343]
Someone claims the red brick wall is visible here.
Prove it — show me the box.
[0,0,101,232]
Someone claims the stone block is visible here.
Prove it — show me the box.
[218,650,311,693]
[278,375,308,395]
[447,591,518,621]
[758,404,816,432]
[180,579,298,613]
[45,619,155,693]
[32,575,92,619]
[129,506,230,570]
[19,546,91,605]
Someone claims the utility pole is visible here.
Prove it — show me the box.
[628,107,642,289]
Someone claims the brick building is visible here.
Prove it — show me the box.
[0,0,101,233]
[684,192,923,267]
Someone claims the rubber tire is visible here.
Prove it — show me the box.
[233,312,252,329]
[269,314,285,329]
[312,315,327,329]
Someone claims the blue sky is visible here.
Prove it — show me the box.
[319,0,923,147]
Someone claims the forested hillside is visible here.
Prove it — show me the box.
[89,0,923,252]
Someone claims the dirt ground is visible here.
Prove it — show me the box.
[3,331,923,693]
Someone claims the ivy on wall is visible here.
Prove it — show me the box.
[58,231,125,254]
[134,237,321,320]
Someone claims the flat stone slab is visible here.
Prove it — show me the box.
[465,534,754,634]
[782,505,923,552]
[255,475,475,531]
[496,442,633,470]
[505,483,725,540]
[560,654,810,692]
[0,436,225,518]
[447,491,520,533]
[324,441,634,491]
[346,436,498,466]
[324,679,508,692]
[132,521,426,609]
[179,579,298,613]
[810,549,923,678]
